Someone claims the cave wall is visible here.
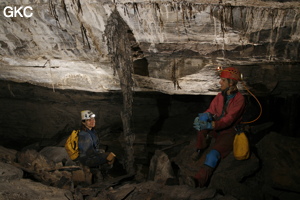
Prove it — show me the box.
[1,80,299,152]
[0,80,206,149]
[1,1,300,199]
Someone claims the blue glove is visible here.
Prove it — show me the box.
[193,117,213,131]
[199,120,213,130]
[193,117,201,131]
[198,112,213,122]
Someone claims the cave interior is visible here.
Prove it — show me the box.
[1,0,300,199]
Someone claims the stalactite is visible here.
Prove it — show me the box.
[268,9,275,60]
[217,5,227,59]
[80,23,91,49]
[154,3,164,30]
[123,4,129,17]
[239,6,246,45]
[171,59,181,90]
[76,0,82,14]
[61,0,72,25]
[133,3,140,16]
[105,9,135,175]
[174,2,180,36]
[225,4,234,28]
[49,0,62,29]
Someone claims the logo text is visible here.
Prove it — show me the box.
[3,6,33,18]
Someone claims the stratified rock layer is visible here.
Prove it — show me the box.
[0,0,299,95]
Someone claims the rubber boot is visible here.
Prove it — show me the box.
[191,149,203,161]
[194,165,214,188]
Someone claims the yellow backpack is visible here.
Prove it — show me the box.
[65,130,80,160]
[233,131,250,160]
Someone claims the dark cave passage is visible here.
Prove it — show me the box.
[1,80,300,200]
[0,80,299,152]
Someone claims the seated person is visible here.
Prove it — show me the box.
[76,110,115,173]
[192,67,246,187]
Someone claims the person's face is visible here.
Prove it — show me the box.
[219,78,230,91]
[82,117,96,130]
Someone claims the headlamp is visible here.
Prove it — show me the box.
[81,110,96,120]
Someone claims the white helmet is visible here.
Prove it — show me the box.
[81,110,96,120]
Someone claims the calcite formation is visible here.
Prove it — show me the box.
[0,0,300,95]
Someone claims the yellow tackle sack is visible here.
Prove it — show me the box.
[65,130,80,160]
[233,132,250,160]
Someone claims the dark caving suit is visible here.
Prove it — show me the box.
[77,128,108,167]
[75,110,114,171]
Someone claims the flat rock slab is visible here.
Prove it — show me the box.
[0,178,73,200]
[0,161,73,200]
[0,162,23,181]
[0,145,17,163]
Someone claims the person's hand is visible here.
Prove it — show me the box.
[193,117,201,131]
[198,112,212,122]
[106,152,116,165]
[199,120,213,130]
[193,117,213,131]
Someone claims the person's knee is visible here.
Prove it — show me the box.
[204,149,220,168]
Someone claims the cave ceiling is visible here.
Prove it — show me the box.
[0,0,300,96]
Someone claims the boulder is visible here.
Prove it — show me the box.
[148,150,175,184]
[173,137,261,199]
[17,149,55,171]
[209,153,261,200]
[0,161,23,181]
[0,145,18,163]
[39,146,75,165]
[256,132,300,193]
